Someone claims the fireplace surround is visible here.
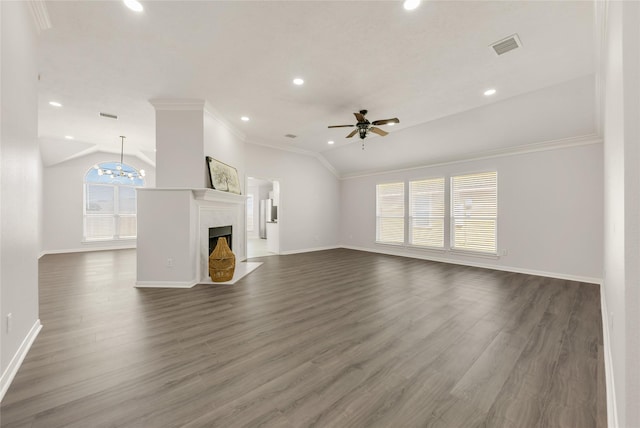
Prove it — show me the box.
[136,188,253,287]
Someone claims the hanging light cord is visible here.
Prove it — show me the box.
[120,136,125,165]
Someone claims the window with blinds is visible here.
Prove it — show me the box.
[450,171,497,254]
[409,178,445,248]
[84,162,144,241]
[376,182,405,244]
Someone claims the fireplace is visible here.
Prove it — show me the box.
[209,225,232,256]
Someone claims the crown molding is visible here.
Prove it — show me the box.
[203,102,246,141]
[341,134,603,180]
[27,1,51,34]
[148,99,206,111]
[314,153,340,178]
[246,140,340,178]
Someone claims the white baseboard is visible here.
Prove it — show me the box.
[0,319,42,402]
[600,284,619,428]
[339,244,602,285]
[135,280,197,289]
[279,245,340,256]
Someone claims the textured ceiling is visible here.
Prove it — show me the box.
[37,1,596,173]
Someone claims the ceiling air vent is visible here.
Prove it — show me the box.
[284,134,297,139]
[490,34,522,56]
[99,112,118,120]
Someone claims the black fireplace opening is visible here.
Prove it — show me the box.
[209,225,232,256]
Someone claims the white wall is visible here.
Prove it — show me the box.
[151,101,245,191]
[136,190,196,285]
[341,141,603,282]
[204,110,246,193]
[155,108,204,188]
[601,1,640,426]
[246,184,259,238]
[41,152,156,254]
[245,144,340,253]
[0,1,41,398]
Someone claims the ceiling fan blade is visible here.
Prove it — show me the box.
[370,127,389,136]
[328,124,355,128]
[371,118,400,126]
[346,129,358,138]
[354,112,366,122]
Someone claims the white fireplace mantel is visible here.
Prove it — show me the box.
[192,188,245,204]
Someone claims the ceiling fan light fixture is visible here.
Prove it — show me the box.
[403,0,421,11]
[123,0,144,12]
[328,109,399,148]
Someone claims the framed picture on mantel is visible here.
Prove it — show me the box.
[206,156,241,195]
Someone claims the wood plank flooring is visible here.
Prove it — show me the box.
[0,248,607,427]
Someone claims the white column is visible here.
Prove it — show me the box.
[150,99,207,188]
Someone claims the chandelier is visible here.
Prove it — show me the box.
[93,136,145,181]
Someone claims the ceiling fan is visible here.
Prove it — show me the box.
[328,109,400,149]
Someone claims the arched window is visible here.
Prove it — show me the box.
[84,161,145,241]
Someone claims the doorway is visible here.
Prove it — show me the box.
[246,177,280,258]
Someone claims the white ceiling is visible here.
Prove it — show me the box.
[37,1,596,174]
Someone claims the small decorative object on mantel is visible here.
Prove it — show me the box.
[206,156,241,194]
[209,237,236,282]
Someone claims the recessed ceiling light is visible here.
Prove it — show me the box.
[293,78,304,86]
[403,0,421,11]
[65,135,74,140]
[123,0,143,12]
[484,88,497,96]
[328,140,334,145]
[49,101,62,107]
[241,116,250,122]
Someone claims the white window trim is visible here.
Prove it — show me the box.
[449,171,498,255]
[375,171,498,257]
[375,181,406,245]
[84,169,142,241]
[409,177,445,249]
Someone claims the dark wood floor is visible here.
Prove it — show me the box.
[1,248,606,427]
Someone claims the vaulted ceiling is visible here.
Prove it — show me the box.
[37,1,596,175]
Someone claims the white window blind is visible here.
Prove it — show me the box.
[376,182,405,244]
[86,184,114,214]
[84,216,115,240]
[84,162,143,241]
[118,186,137,214]
[118,215,137,238]
[410,178,445,248]
[451,171,497,254]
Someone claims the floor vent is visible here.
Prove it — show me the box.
[490,34,522,56]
